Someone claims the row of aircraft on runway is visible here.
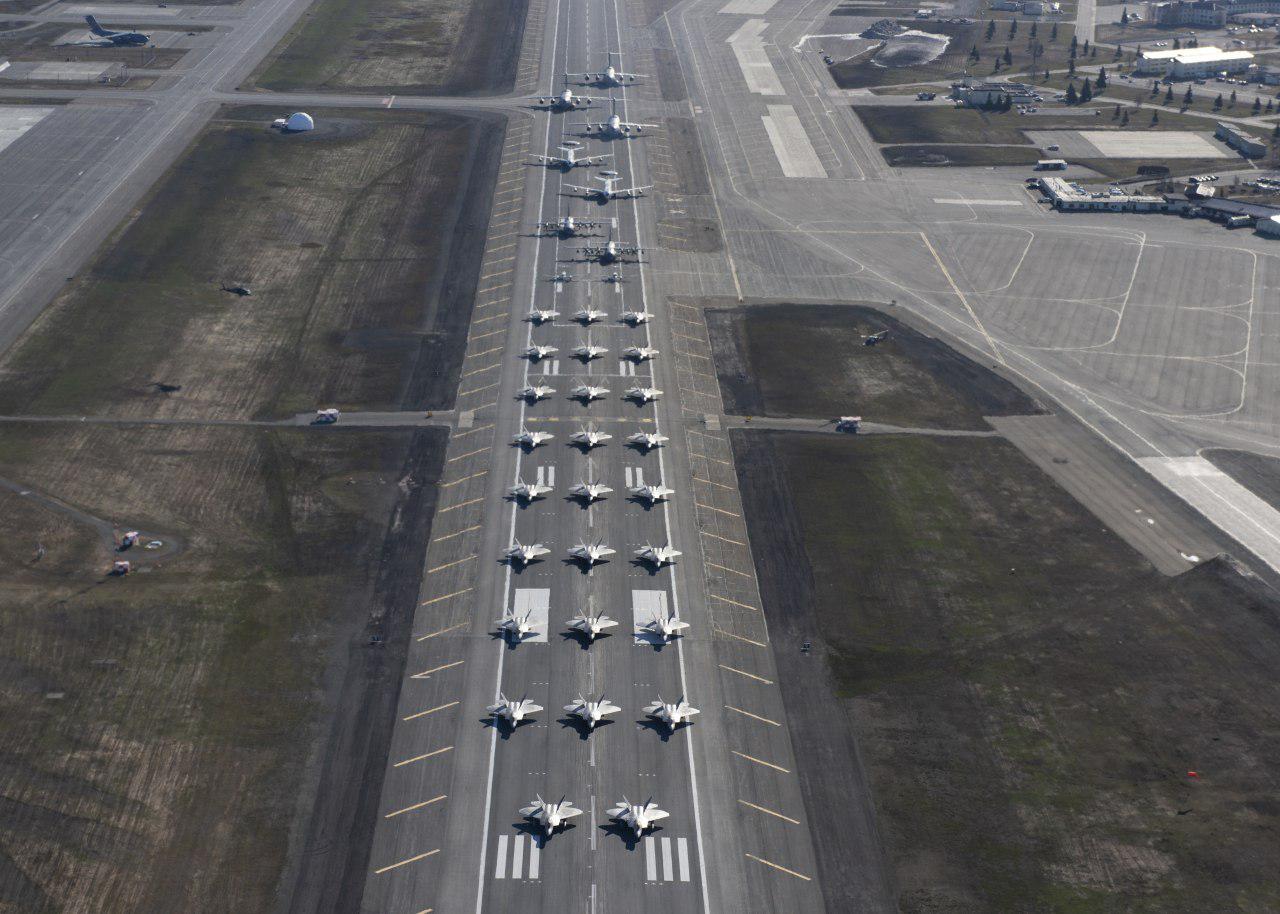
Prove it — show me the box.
[507,54,683,842]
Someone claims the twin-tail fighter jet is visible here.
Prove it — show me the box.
[568,539,616,567]
[627,431,668,450]
[641,606,689,641]
[568,480,612,503]
[570,382,611,403]
[527,307,559,324]
[521,796,583,834]
[513,427,555,449]
[574,306,608,324]
[630,483,675,506]
[488,693,543,724]
[622,345,659,362]
[569,425,612,449]
[636,542,682,568]
[505,539,551,567]
[523,343,558,361]
[563,694,622,729]
[567,610,618,641]
[624,385,663,404]
[607,797,669,836]
[643,695,701,731]
[517,383,555,403]
[509,476,553,503]
[495,609,537,642]
[571,337,609,362]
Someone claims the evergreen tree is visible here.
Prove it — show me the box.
[1173,38,1181,49]
[1070,34,1078,53]
[1255,97,1263,114]
[971,45,980,61]
[1184,86,1194,106]
[1030,22,1037,38]
[985,18,996,41]
[1214,93,1223,109]
[1165,85,1174,104]
[1267,99,1274,113]
[1009,19,1018,39]
[1151,110,1159,125]
[1068,57,1075,76]
[1120,7,1129,25]
[1081,80,1093,103]
[1114,103,1121,118]
[1003,46,1013,65]
[1122,110,1130,125]
[1091,45,1098,58]
[1050,22,1058,41]
[1230,89,1238,106]
[1096,66,1108,89]
[1066,82,1078,104]
[1083,39,1090,54]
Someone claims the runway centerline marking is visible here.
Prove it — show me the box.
[374,849,439,874]
[745,853,811,880]
[420,588,471,606]
[719,664,773,684]
[427,554,476,573]
[411,660,464,679]
[725,705,781,726]
[732,750,790,773]
[393,746,454,768]
[739,799,800,824]
[404,701,460,721]
[714,627,767,648]
[385,795,447,818]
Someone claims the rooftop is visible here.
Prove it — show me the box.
[1140,45,1254,62]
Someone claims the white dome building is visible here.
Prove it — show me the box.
[284,111,314,132]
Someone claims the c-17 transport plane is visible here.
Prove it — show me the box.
[538,214,605,238]
[530,86,604,110]
[532,141,611,170]
[564,52,648,87]
[83,14,149,46]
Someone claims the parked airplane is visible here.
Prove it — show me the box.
[627,431,668,450]
[863,330,890,346]
[571,338,609,362]
[568,540,616,567]
[607,797,669,836]
[567,610,618,640]
[521,795,583,834]
[527,308,560,324]
[565,52,648,87]
[623,345,659,362]
[630,483,674,505]
[620,307,654,325]
[513,428,554,449]
[568,480,612,503]
[517,383,555,402]
[603,270,626,284]
[538,214,605,237]
[84,14,149,46]
[549,269,579,283]
[636,542,682,568]
[574,306,608,324]
[531,86,603,110]
[488,693,543,724]
[533,141,611,169]
[572,98,659,137]
[642,606,689,639]
[509,477,553,503]
[570,382,610,403]
[570,426,612,449]
[644,695,701,731]
[505,540,551,566]
[625,385,663,403]
[565,172,652,202]
[496,609,537,642]
[523,344,558,361]
[835,416,862,433]
[580,224,643,264]
[564,694,622,729]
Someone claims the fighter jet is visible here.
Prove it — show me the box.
[569,426,612,449]
[570,382,610,403]
[517,383,555,403]
[568,480,612,503]
[495,609,537,642]
[571,338,609,362]
[567,610,618,640]
[520,795,583,834]
[627,431,669,450]
[564,694,622,729]
[862,330,890,346]
[572,98,660,138]
[505,539,551,566]
[83,14,149,46]
[568,539,616,567]
[565,52,648,87]
[643,695,701,731]
[565,172,653,203]
[523,344,558,361]
[488,693,544,724]
[622,345,659,362]
[526,308,559,324]
[636,542,682,568]
[625,385,663,404]
[607,797,670,836]
[574,306,608,324]
[549,269,579,284]
[630,483,675,506]
[530,85,604,110]
[641,606,689,641]
[513,428,554,449]
[538,214,605,238]
[603,270,626,284]
[509,477,553,503]
[621,307,654,325]
[533,141,611,170]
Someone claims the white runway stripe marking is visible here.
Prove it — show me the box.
[677,837,690,881]
[645,836,658,881]
[511,831,524,879]
[495,835,509,879]
[662,836,675,881]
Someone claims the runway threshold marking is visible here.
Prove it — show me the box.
[709,593,758,611]
[404,701,460,721]
[732,750,790,773]
[725,705,781,726]
[385,795,447,818]
[420,588,472,606]
[427,554,476,573]
[438,498,484,514]
[706,561,751,577]
[714,627,767,648]
[432,524,482,543]
[719,664,773,684]
[416,622,467,641]
[373,849,439,874]
[738,799,801,824]
[411,660,465,679]
[696,501,740,518]
[393,745,454,767]
[744,854,811,881]
[441,470,488,488]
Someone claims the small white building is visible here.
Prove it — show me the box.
[1257,214,1280,236]
[1136,46,1253,78]
[1216,121,1267,157]
[1039,176,1167,211]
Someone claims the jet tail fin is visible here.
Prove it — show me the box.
[85,14,109,35]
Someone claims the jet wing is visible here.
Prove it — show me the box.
[568,121,607,131]
[614,185,653,198]
[616,70,648,80]
[563,184,597,196]
[620,121,660,130]
[643,807,671,822]
[532,154,568,166]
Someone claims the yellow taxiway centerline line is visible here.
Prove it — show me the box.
[420,588,471,606]
[403,701,460,721]
[719,664,773,684]
[393,746,454,768]
[427,554,476,573]
[725,705,780,726]
[410,660,464,679]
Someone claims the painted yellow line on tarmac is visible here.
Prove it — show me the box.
[404,701,460,721]
[411,660,464,679]
[695,476,734,489]
[416,622,467,642]
[448,447,489,463]
[468,346,503,359]
[393,746,454,768]
[385,795,447,818]
[420,588,471,606]
[427,554,476,573]
[469,329,506,342]
[732,750,790,773]
[719,664,773,684]
[725,705,780,726]
[739,799,800,824]
[374,849,439,874]
[696,502,740,518]
[714,627,767,648]
[461,361,500,378]
[709,593,758,611]
[432,524,481,543]
[471,312,508,325]
[745,854,811,880]
[438,498,484,514]
[458,382,499,396]
[706,561,751,577]
[441,470,488,488]
[452,424,494,439]
[702,532,746,547]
